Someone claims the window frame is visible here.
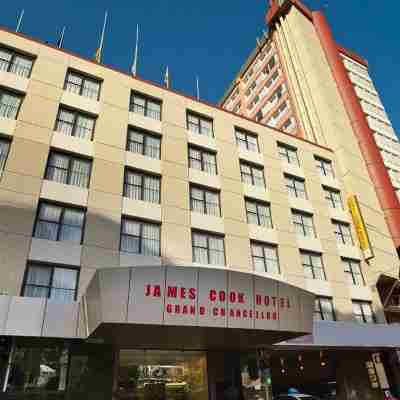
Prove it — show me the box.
[130,91,162,121]
[22,262,80,302]
[119,217,161,257]
[55,106,96,141]
[44,150,92,189]
[235,128,259,152]
[33,201,86,245]
[192,230,226,266]
[0,45,34,78]
[188,145,218,175]
[245,198,273,228]
[352,300,375,323]
[126,126,161,160]
[64,69,102,101]
[186,111,214,137]
[315,156,335,178]
[250,241,280,274]
[292,210,316,237]
[240,161,265,187]
[123,168,161,204]
[0,136,11,175]
[333,220,354,245]
[284,174,307,199]
[343,258,365,286]
[189,185,221,217]
[277,142,300,166]
[0,88,23,120]
[301,250,326,280]
[323,186,343,209]
[314,297,336,321]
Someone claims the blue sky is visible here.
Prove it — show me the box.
[0,0,399,135]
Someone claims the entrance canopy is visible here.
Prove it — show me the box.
[82,265,315,349]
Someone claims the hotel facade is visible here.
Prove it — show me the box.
[0,1,399,399]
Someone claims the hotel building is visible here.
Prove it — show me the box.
[0,1,399,399]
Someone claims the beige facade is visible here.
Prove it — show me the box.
[0,24,398,328]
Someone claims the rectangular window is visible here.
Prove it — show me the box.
[124,169,160,204]
[314,297,336,321]
[240,161,265,187]
[34,202,85,243]
[323,186,343,209]
[278,143,299,165]
[127,127,161,159]
[343,258,364,286]
[0,89,22,119]
[188,146,217,175]
[0,46,33,78]
[285,174,307,199]
[120,218,161,256]
[65,70,101,100]
[192,231,225,266]
[245,199,273,228]
[0,138,11,173]
[352,300,375,323]
[235,128,259,152]
[251,242,280,274]
[315,156,335,178]
[187,112,213,137]
[292,210,316,237]
[190,186,221,217]
[301,251,326,280]
[55,107,95,140]
[333,220,353,245]
[45,151,91,188]
[23,263,78,302]
[130,92,162,121]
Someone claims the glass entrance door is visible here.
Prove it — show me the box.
[116,350,208,400]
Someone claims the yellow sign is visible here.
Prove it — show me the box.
[347,194,374,260]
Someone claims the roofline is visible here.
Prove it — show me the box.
[0,25,333,154]
[266,0,313,27]
[337,44,369,68]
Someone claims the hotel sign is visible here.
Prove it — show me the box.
[84,265,315,335]
[347,194,374,260]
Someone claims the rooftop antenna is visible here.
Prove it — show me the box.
[131,24,139,76]
[94,10,108,63]
[57,26,66,49]
[196,75,200,100]
[15,9,24,33]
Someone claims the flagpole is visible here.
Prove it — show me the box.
[132,24,139,76]
[196,75,200,100]
[16,9,24,33]
[95,11,108,63]
[58,26,66,49]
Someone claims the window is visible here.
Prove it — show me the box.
[120,218,160,256]
[278,143,299,165]
[251,242,280,274]
[292,210,315,237]
[314,297,336,321]
[315,156,334,178]
[0,138,10,173]
[130,92,162,121]
[0,89,22,119]
[45,151,91,188]
[240,161,265,187]
[64,70,101,100]
[34,202,85,243]
[23,263,78,302]
[188,146,217,175]
[55,107,95,140]
[285,174,307,199]
[124,169,160,204]
[301,251,326,280]
[333,220,353,245]
[127,127,161,159]
[323,186,343,209]
[192,231,225,266]
[352,301,375,323]
[190,186,221,217]
[187,112,213,137]
[0,46,33,78]
[343,258,364,286]
[235,129,259,152]
[245,199,273,228]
